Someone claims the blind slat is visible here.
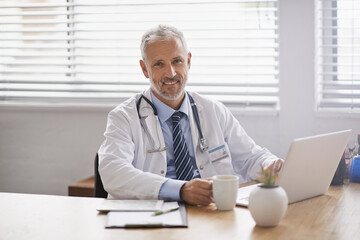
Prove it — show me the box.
[1,0,279,110]
[0,0,277,8]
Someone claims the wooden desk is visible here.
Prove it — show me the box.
[1,182,359,240]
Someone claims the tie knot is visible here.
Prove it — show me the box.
[171,111,183,123]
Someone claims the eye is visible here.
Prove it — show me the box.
[153,62,163,67]
[173,58,183,64]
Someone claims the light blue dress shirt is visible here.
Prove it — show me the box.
[150,91,200,201]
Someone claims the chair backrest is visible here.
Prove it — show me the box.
[94,153,108,198]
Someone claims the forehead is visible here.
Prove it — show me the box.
[145,37,187,62]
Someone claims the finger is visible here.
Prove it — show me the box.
[196,188,212,198]
[184,191,212,206]
[192,194,213,206]
[198,183,212,191]
[275,159,283,172]
[195,179,213,190]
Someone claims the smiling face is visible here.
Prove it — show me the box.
[140,37,191,110]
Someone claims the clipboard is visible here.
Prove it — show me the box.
[105,202,187,228]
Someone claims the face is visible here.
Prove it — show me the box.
[140,37,191,108]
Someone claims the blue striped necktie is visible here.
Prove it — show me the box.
[171,111,194,181]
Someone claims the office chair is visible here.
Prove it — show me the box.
[94,153,108,198]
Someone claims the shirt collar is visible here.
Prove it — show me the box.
[150,90,190,124]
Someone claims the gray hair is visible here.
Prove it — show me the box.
[140,25,189,62]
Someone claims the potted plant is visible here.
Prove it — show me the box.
[248,163,288,227]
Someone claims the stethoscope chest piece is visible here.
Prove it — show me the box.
[200,138,209,152]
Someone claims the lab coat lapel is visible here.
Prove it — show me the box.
[139,90,166,154]
[188,93,204,154]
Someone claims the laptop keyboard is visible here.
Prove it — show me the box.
[236,184,260,206]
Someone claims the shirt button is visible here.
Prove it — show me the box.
[199,165,204,170]
[160,170,165,174]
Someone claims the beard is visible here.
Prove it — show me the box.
[150,74,187,101]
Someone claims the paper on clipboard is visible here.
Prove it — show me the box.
[105,202,187,228]
[96,200,163,212]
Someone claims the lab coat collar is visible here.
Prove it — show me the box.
[138,89,166,157]
[137,89,154,117]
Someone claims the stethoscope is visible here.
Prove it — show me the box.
[136,92,209,153]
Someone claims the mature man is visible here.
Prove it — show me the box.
[98,25,282,206]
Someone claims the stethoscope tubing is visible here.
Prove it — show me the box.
[188,94,205,141]
[136,93,158,117]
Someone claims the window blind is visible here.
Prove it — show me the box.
[0,0,279,110]
[316,0,360,111]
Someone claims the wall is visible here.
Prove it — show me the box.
[1,0,359,196]
[0,105,109,195]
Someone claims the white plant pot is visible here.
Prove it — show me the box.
[248,185,288,227]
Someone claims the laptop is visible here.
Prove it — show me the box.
[236,129,352,207]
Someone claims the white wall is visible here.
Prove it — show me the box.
[0,105,109,195]
[1,0,359,196]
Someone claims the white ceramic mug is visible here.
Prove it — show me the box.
[212,175,239,211]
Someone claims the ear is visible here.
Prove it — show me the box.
[140,60,150,78]
[187,52,192,70]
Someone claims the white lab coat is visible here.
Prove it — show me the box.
[98,89,278,199]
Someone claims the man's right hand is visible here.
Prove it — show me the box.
[180,178,213,206]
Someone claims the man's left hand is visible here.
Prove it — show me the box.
[273,158,284,174]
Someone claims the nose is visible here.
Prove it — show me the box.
[164,64,176,78]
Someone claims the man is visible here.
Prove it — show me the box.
[98,25,282,206]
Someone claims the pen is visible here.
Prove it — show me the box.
[152,207,179,216]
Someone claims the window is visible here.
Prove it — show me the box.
[0,0,279,110]
[316,0,360,112]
